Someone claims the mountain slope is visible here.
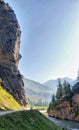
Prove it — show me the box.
[44,77,74,92]
[0,86,21,110]
[23,78,53,104]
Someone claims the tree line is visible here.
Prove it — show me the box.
[50,78,73,105]
[48,70,79,111]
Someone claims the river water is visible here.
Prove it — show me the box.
[47,116,79,130]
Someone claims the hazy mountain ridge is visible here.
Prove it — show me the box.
[44,77,74,92]
[23,77,74,105]
[23,78,53,104]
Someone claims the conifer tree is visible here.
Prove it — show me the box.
[63,80,72,100]
[56,78,63,100]
[51,94,55,104]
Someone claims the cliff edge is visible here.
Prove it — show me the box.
[0,0,27,106]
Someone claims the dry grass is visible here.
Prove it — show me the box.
[0,86,21,110]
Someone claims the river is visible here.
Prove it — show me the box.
[47,116,79,130]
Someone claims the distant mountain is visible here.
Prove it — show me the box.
[43,77,74,93]
[23,78,53,104]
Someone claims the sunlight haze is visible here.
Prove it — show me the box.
[5,0,79,83]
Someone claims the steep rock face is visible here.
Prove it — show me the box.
[0,0,27,106]
[48,97,79,122]
[48,101,71,119]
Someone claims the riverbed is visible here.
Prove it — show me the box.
[47,116,79,130]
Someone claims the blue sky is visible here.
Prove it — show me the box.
[5,0,79,83]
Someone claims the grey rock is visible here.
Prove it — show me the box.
[0,0,27,106]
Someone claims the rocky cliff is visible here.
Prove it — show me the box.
[48,95,79,122]
[0,0,27,106]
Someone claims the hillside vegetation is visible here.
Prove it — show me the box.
[0,86,21,110]
[23,78,53,105]
[0,110,62,130]
[48,78,79,121]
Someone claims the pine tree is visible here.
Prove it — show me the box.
[51,94,55,104]
[56,78,63,100]
[63,80,72,100]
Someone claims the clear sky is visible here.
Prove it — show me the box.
[5,0,79,83]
